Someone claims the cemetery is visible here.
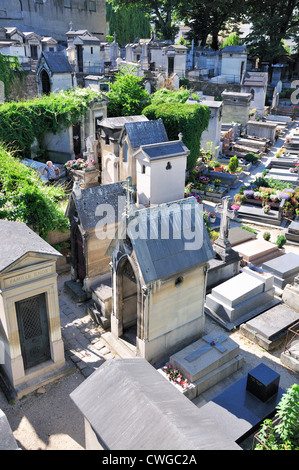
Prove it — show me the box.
[1,4,299,452]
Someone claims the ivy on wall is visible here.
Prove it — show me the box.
[0,52,23,97]
[0,88,103,158]
[142,100,210,170]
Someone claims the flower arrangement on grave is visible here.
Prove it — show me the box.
[285,136,291,143]
[214,178,221,187]
[243,189,254,198]
[296,208,299,215]
[184,182,194,196]
[269,193,279,202]
[254,191,261,199]
[199,175,210,184]
[162,364,190,389]
[279,192,291,200]
[263,204,271,214]
[210,213,216,223]
[65,158,95,170]
[231,204,239,212]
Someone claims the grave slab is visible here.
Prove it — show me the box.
[286,220,299,243]
[205,269,281,330]
[233,238,285,266]
[197,363,284,443]
[240,304,299,350]
[168,334,244,399]
[228,226,257,247]
[262,252,299,289]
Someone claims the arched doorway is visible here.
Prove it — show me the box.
[75,227,86,282]
[117,258,138,344]
[41,69,51,95]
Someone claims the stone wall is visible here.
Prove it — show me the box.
[187,78,241,97]
[8,72,38,100]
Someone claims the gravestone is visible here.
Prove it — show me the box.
[262,252,299,289]
[205,265,281,330]
[168,333,244,399]
[228,226,257,247]
[240,303,299,350]
[198,363,284,443]
[282,274,299,311]
[233,238,285,266]
[280,322,299,372]
[286,219,299,243]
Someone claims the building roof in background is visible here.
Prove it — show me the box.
[41,51,73,73]
[124,119,169,148]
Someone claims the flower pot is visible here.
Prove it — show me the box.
[214,167,222,172]
[210,215,216,224]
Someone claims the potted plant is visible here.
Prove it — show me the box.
[214,161,223,172]
[210,213,216,223]
[283,201,295,217]
[254,191,261,200]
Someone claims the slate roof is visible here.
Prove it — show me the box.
[222,45,247,53]
[138,140,189,160]
[66,182,127,231]
[124,119,169,147]
[0,220,61,273]
[109,197,214,284]
[41,51,73,73]
[99,115,148,130]
[70,358,241,450]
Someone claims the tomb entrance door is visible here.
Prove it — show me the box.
[75,227,86,281]
[16,293,51,369]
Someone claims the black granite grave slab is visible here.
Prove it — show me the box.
[228,226,257,247]
[286,220,299,243]
[198,363,284,443]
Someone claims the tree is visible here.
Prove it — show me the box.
[107,68,150,117]
[107,0,178,41]
[245,0,299,66]
[106,2,151,46]
[175,0,245,50]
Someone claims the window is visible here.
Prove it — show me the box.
[30,45,38,60]
[64,0,71,6]
[91,47,93,54]
[105,134,110,145]
[166,161,172,170]
[142,165,146,174]
[89,1,96,11]
[49,47,54,52]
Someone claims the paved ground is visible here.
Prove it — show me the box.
[0,123,299,450]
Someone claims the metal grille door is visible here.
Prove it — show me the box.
[16,294,51,369]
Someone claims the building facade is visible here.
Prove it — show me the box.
[0,0,106,42]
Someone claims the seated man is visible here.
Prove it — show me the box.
[43,161,61,183]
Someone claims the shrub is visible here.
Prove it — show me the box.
[142,101,210,170]
[245,152,259,163]
[241,225,257,234]
[263,231,271,241]
[228,155,239,173]
[276,235,287,249]
[0,146,68,238]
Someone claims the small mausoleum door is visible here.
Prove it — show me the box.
[168,56,174,75]
[41,69,51,95]
[16,293,51,369]
[75,227,86,281]
[120,259,137,338]
[73,124,82,156]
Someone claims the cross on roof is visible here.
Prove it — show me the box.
[185,334,228,362]
[123,176,135,218]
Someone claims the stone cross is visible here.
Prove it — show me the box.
[213,196,238,261]
[123,176,135,218]
[185,335,228,363]
[215,196,235,241]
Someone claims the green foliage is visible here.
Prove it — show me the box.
[263,231,271,241]
[0,52,23,97]
[241,225,257,234]
[254,384,299,450]
[276,234,287,249]
[107,71,150,117]
[149,87,197,106]
[0,88,102,158]
[222,32,242,48]
[228,155,239,173]
[106,2,151,46]
[142,100,210,170]
[0,146,69,238]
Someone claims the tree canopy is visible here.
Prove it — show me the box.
[106,2,151,46]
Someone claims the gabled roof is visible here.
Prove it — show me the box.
[65,182,127,231]
[0,220,61,273]
[40,51,73,73]
[70,358,240,450]
[109,197,214,284]
[123,119,169,148]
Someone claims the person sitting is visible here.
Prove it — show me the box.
[43,161,60,183]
